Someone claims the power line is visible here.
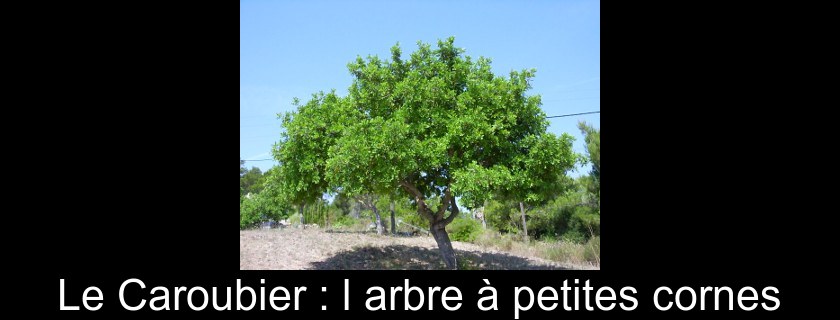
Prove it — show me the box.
[241,110,599,144]
[242,158,274,162]
[242,111,600,129]
[546,111,600,119]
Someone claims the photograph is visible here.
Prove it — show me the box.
[240,0,600,270]
[25,0,810,317]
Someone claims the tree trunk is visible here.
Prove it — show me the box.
[431,222,457,269]
[403,181,458,269]
[372,205,385,235]
[390,201,396,236]
[480,200,488,229]
[299,204,305,229]
[519,202,528,243]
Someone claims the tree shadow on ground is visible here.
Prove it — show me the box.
[308,245,568,270]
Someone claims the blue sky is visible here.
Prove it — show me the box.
[240,0,600,174]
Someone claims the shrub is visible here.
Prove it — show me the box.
[239,191,291,229]
[240,198,262,229]
[446,217,482,242]
[331,214,356,228]
[561,230,586,244]
[287,213,301,227]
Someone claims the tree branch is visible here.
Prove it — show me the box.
[401,180,434,221]
[442,194,460,225]
[400,181,423,198]
[416,197,434,221]
[435,187,453,220]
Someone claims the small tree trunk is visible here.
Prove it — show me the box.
[299,204,305,229]
[372,205,385,235]
[431,222,457,269]
[321,202,326,227]
[480,200,488,229]
[519,202,528,243]
[390,201,396,236]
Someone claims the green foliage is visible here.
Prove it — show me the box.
[240,166,266,195]
[395,203,428,232]
[268,38,582,269]
[240,159,247,201]
[239,198,261,229]
[446,217,482,242]
[239,190,291,229]
[560,229,586,244]
[295,198,331,227]
[239,167,292,229]
[578,122,600,180]
[272,91,347,207]
[330,214,372,232]
[578,121,600,211]
[332,191,353,216]
[273,37,575,226]
[331,214,357,228]
[481,176,600,242]
[483,200,522,234]
[287,213,301,226]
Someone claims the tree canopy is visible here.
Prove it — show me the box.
[271,37,577,268]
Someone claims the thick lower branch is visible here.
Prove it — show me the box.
[434,187,453,220]
[401,180,435,221]
[442,196,460,226]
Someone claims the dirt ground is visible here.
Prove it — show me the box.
[240,228,595,270]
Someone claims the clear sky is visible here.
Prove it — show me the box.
[240,0,600,174]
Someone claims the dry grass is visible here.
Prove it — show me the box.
[473,230,600,268]
[240,228,596,270]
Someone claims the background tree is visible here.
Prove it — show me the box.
[332,191,353,216]
[272,91,347,227]
[274,37,575,269]
[486,133,577,242]
[240,159,246,200]
[578,121,600,212]
[240,167,266,196]
[240,166,291,229]
[390,200,396,235]
[356,193,386,235]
